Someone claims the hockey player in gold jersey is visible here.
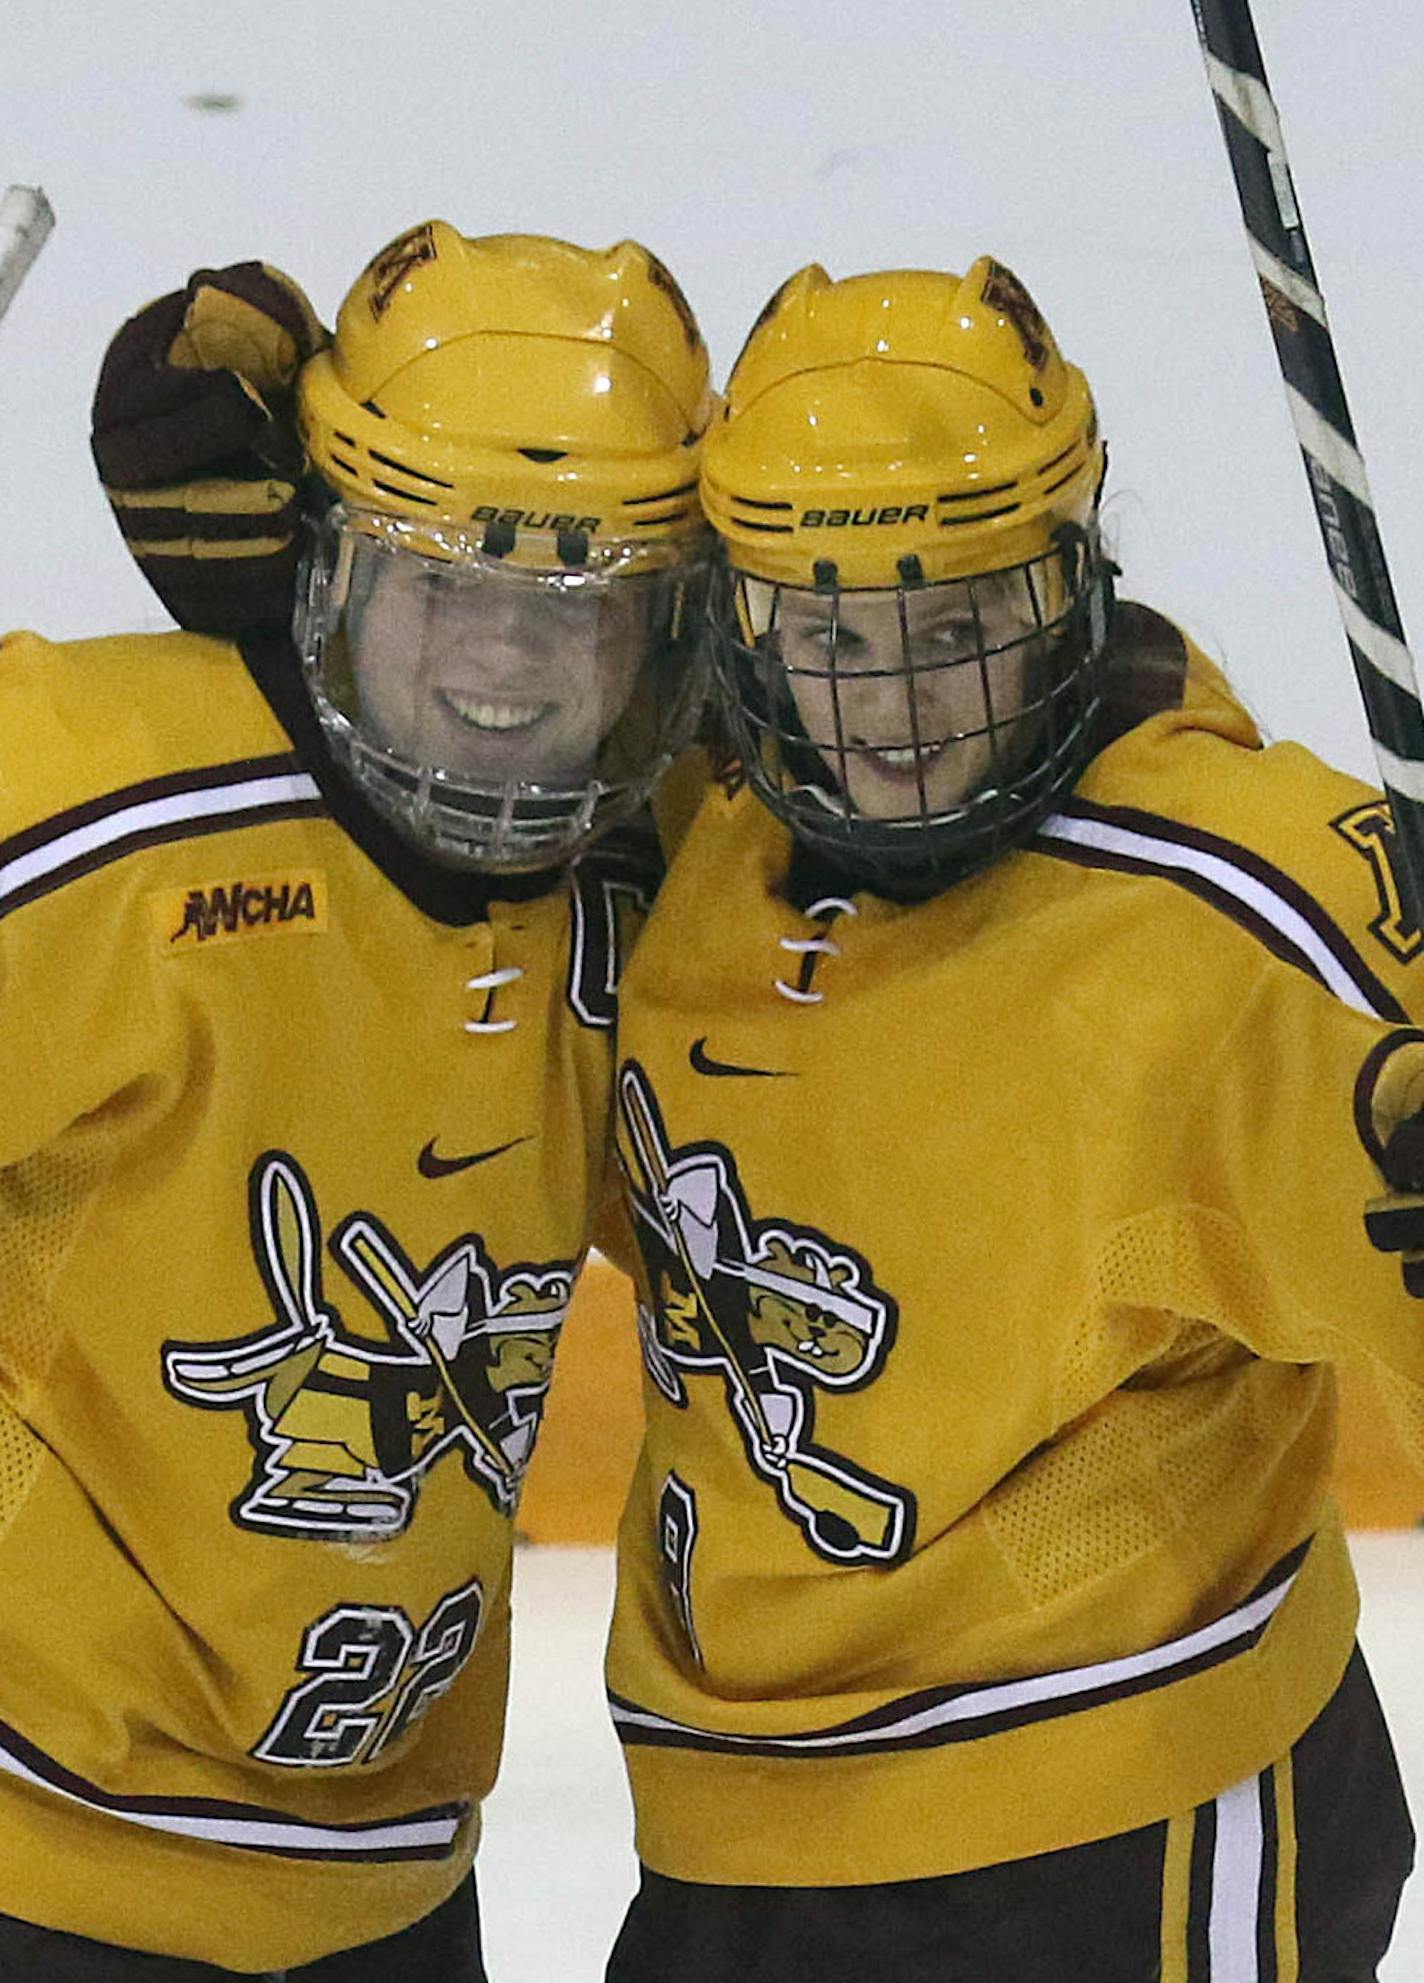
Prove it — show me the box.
[0,223,712,1977]
[603,260,1420,1981]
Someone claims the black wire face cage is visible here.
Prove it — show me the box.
[709,526,1115,898]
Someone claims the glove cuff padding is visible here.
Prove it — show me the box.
[1354,1028,1424,1184]
[91,262,326,633]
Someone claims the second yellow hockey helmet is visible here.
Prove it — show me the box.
[701,257,1113,896]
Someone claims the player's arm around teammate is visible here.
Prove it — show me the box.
[0,223,712,1980]
[600,260,1419,1983]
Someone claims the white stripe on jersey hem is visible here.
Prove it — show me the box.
[1210,1774,1266,1981]
[1035,811,1384,1017]
[0,772,322,906]
[611,1565,1296,1752]
[0,1728,462,1856]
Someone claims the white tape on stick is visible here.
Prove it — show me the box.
[0,185,55,325]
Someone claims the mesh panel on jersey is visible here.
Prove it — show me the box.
[983,1355,1279,1606]
[1136,1370,1267,1515]
[1373,1362,1424,1475]
[0,1401,42,1540]
[1052,1300,1180,1426]
[0,1140,114,1389]
[985,1240,1284,1609]
[1102,1209,1424,1487]
[983,1399,1171,1602]
[1091,1205,1298,1359]
[0,1139,115,1538]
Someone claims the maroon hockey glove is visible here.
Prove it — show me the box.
[1360,1033,1424,1296]
[90,263,327,633]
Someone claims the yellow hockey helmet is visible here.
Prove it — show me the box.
[292,223,715,874]
[702,259,1113,898]
[702,256,1103,590]
[299,221,713,553]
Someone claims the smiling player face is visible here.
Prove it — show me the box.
[348,555,659,785]
[775,571,1045,820]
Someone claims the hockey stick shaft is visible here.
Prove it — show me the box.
[1189,1,1424,932]
[0,186,54,325]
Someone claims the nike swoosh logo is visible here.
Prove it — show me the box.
[418,1135,530,1179]
[689,1038,795,1080]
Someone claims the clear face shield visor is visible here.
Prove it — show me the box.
[295,504,709,871]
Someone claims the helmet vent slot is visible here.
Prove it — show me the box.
[938,481,1016,504]
[626,481,698,506]
[368,448,454,489]
[370,478,437,507]
[938,502,1021,528]
[518,448,567,463]
[1040,468,1080,499]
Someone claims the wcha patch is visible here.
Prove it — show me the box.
[155,870,328,951]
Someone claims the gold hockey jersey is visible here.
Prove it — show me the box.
[0,629,650,1968]
[606,618,1424,1888]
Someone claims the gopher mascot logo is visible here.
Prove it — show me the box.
[619,1062,915,1567]
[163,1152,570,1541]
